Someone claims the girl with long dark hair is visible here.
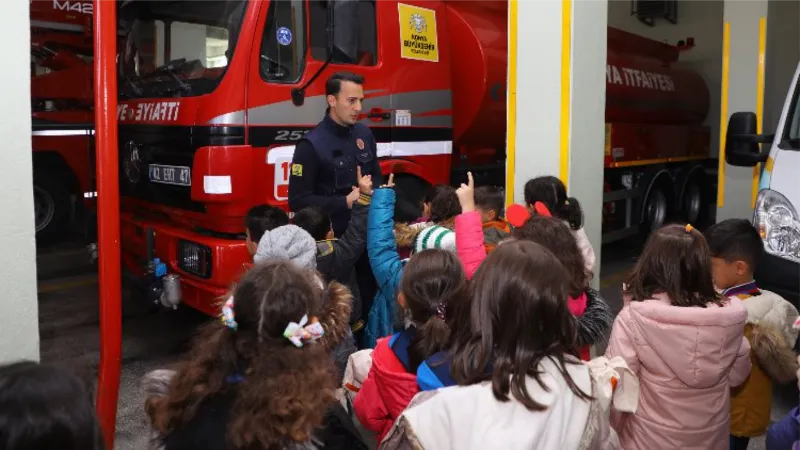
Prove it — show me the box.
[381,240,620,450]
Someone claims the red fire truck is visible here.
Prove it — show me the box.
[114,0,715,316]
[30,0,97,242]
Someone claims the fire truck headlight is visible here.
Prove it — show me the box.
[178,239,212,279]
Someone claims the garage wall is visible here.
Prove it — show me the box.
[0,0,39,363]
[607,0,724,156]
[764,0,800,133]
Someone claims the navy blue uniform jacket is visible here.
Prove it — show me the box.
[287,114,383,236]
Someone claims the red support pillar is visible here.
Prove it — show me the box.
[93,0,121,448]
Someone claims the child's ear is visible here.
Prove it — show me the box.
[325,229,335,240]
[488,209,498,221]
[734,260,750,276]
[245,230,257,255]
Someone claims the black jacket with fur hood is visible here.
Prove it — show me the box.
[575,288,614,351]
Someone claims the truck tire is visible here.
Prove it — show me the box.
[393,174,430,223]
[642,184,669,235]
[679,172,711,229]
[34,170,71,243]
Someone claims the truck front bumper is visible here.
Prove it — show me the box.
[120,211,249,317]
[755,253,800,307]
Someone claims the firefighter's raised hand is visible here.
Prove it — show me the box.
[357,166,373,195]
[381,173,395,189]
[346,186,360,209]
[456,171,476,213]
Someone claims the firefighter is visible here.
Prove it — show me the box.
[287,71,382,234]
[287,71,382,347]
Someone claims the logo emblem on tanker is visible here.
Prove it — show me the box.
[409,13,427,33]
[123,140,142,184]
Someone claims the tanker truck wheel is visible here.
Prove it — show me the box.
[680,173,711,229]
[33,170,71,245]
[642,185,669,236]
[393,174,430,223]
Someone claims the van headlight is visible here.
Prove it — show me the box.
[753,189,800,263]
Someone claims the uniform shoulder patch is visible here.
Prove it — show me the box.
[291,163,303,177]
[316,240,335,257]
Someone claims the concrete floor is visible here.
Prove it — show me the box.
[37,241,209,450]
[35,239,796,449]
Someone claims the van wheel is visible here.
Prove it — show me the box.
[393,174,430,223]
[34,171,71,243]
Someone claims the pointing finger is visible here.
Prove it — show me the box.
[467,171,473,187]
[357,166,363,179]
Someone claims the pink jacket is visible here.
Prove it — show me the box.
[605,293,751,450]
[454,211,486,279]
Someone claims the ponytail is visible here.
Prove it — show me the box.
[408,315,451,373]
[558,196,584,230]
[524,176,583,229]
[398,249,467,373]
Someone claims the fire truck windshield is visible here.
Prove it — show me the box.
[117,0,246,99]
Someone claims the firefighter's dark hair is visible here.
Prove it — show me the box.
[326,72,365,97]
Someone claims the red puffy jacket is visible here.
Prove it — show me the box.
[353,333,420,445]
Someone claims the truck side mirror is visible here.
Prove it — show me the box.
[725,112,771,167]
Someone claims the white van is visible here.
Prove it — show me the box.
[725,62,800,304]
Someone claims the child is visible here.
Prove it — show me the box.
[513,216,612,360]
[244,204,290,259]
[604,224,751,450]
[452,172,611,361]
[474,185,511,253]
[251,223,356,378]
[394,185,461,255]
[524,175,596,274]
[145,261,366,450]
[353,249,466,445]
[0,361,105,450]
[294,169,373,334]
[381,240,620,449]
[704,219,799,450]
[396,185,439,260]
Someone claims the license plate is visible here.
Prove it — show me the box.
[149,164,191,186]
